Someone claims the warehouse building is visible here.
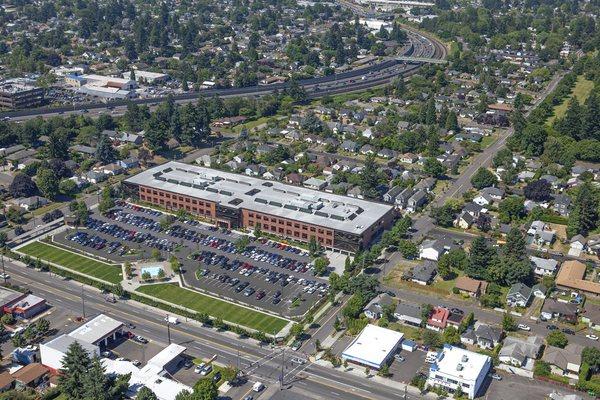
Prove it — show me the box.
[0,79,44,110]
[124,162,395,253]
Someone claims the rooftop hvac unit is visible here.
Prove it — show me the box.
[462,355,468,362]
[457,363,463,371]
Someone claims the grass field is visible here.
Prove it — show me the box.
[19,241,122,284]
[549,76,595,124]
[136,283,288,335]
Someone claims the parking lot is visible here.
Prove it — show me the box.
[54,202,327,318]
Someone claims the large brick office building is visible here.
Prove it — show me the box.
[124,162,395,253]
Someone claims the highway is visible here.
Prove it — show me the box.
[0,28,446,122]
[2,258,421,400]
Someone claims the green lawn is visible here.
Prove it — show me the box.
[136,283,288,335]
[19,241,122,284]
[549,75,595,123]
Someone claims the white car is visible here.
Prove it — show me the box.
[194,363,206,374]
[586,334,599,341]
[517,324,531,331]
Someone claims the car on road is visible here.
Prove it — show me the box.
[517,324,531,331]
[546,325,559,330]
[253,382,265,392]
[291,357,305,365]
[0,273,10,280]
[244,397,253,400]
[490,374,502,381]
[291,340,302,351]
[126,323,136,329]
[586,334,599,341]
[562,328,575,335]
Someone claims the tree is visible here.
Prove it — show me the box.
[136,387,159,400]
[308,236,320,257]
[398,240,418,259]
[567,182,599,238]
[342,293,366,320]
[458,312,474,334]
[47,129,70,159]
[98,187,115,214]
[524,179,551,201]
[422,330,442,348]
[59,341,92,400]
[193,378,218,400]
[430,204,455,227]
[9,173,37,197]
[498,196,525,223]
[36,168,59,200]
[546,330,568,348]
[582,347,600,369]
[83,356,110,400]
[313,257,330,276]
[360,154,380,199]
[438,249,468,272]
[35,318,50,336]
[470,168,498,190]
[503,227,527,261]
[59,178,78,196]
[442,326,461,345]
[466,236,494,280]
[423,157,446,178]
[502,314,516,331]
[95,134,117,164]
[170,256,181,273]
[475,213,492,232]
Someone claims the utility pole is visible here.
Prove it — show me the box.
[1,254,6,285]
[81,284,86,319]
[404,385,407,400]
[166,314,171,344]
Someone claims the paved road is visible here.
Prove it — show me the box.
[2,259,428,400]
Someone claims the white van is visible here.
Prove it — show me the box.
[165,316,179,325]
[252,382,265,392]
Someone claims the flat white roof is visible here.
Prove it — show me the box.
[69,314,123,345]
[125,162,393,234]
[342,324,403,368]
[147,343,186,369]
[432,345,490,382]
[103,357,191,400]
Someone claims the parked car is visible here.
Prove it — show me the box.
[586,334,599,341]
[517,324,531,331]
[490,374,502,381]
[562,328,575,335]
[546,325,558,331]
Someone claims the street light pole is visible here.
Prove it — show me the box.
[280,348,285,390]
[1,254,6,286]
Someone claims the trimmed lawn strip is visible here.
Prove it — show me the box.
[19,241,122,284]
[136,283,287,335]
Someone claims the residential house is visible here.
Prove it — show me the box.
[0,372,14,392]
[346,186,364,199]
[455,211,475,229]
[406,190,427,213]
[419,237,456,261]
[341,140,359,153]
[542,344,584,380]
[454,277,488,298]
[118,132,143,145]
[383,186,402,204]
[460,322,503,350]
[394,303,422,327]
[9,196,49,211]
[541,299,578,324]
[532,283,548,299]
[363,293,394,319]
[530,256,559,276]
[84,170,107,184]
[118,157,139,169]
[411,261,437,285]
[360,144,375,155]
[506,283,532,307]
[414,177,436,193]
[284,173,304,185]
[581,303,600,331]
[426,306,449,331]
[499,336,543,368]
[553,194,571,216]
[303,177,327,190]
[12,363,49,390]
[399,153,417,164]
[527,221,556,246]
[569,235,587,256]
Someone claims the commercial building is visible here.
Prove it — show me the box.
[0,79,44,110]
[124,162,395,253]
[66,73,137,100]
[341,324,403,369]
[123,70,169,84]
[0,287,47,319]
[103,343,191,400]
[40,335,99,372]
[67,314,124,347]
[426,345,492,399]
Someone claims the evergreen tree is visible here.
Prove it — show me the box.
[583,92,600,140]
[558,96,583,139]
[567,182,599,237]
[466,236,494,280]
[83,356,110,400]
[95,134,117,164]
[445,110,459,132]
[59,341,92,400]
[360,154,380,199]
[137,387,159,400]
[503,227,527,261]
[424,98,436,125]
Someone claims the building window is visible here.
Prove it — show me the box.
[302,233,307,239]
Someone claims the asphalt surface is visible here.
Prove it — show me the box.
[2,259,429,400]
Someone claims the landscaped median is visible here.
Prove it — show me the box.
[17,241,123,284]
[136,283,289,335]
